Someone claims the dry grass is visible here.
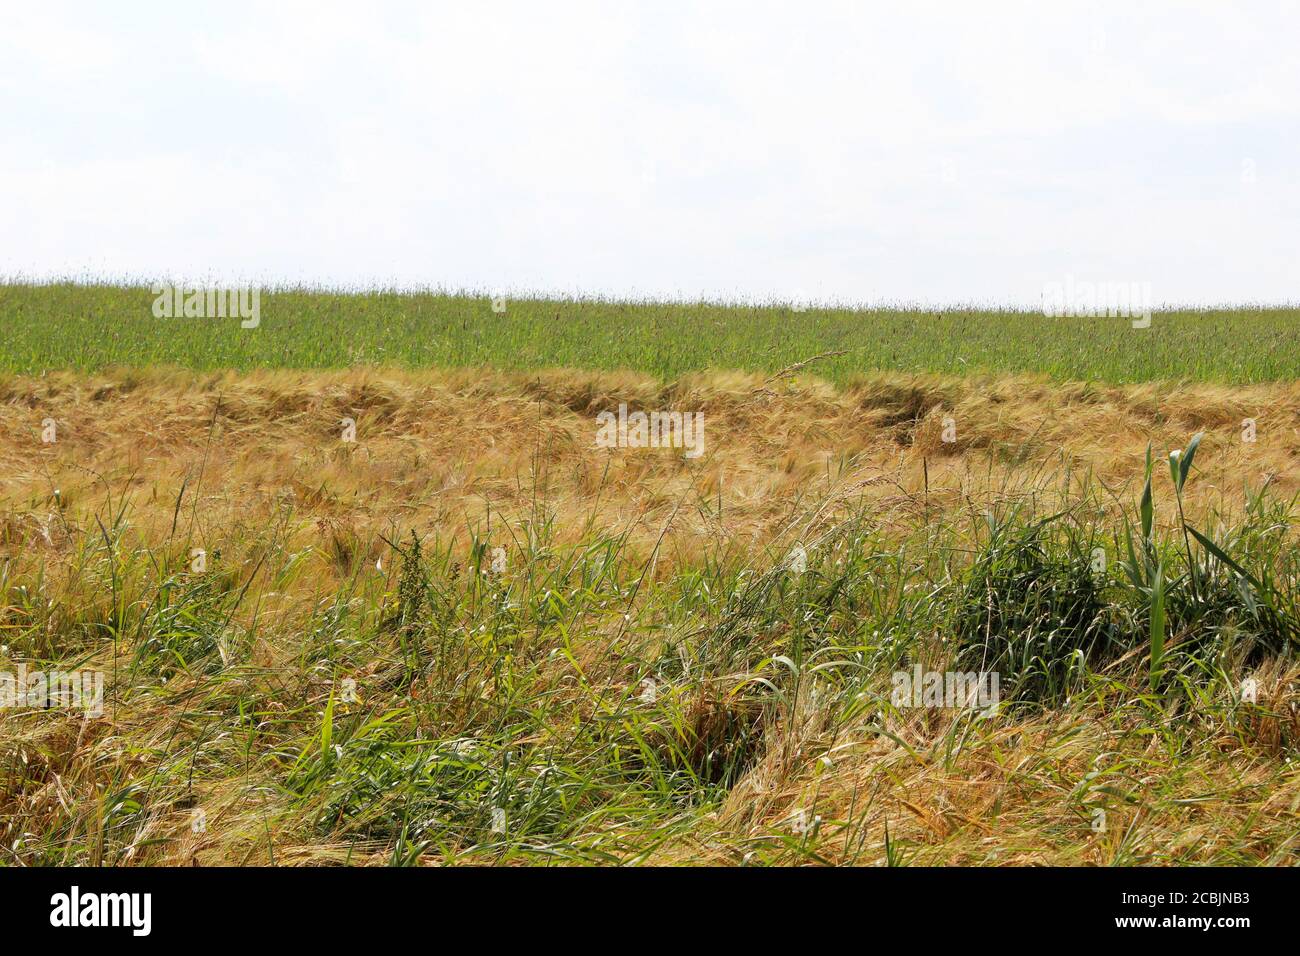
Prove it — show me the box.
[3,367,1297,563]
[1,368,1297,866]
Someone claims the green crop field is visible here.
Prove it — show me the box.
[1,282,1296,382]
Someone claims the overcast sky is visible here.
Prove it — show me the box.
[2,1,1297,307]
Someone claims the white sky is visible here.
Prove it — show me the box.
[1,1,1297,307]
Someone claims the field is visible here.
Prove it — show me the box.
[1,285,1299,866]
[2,282,1299,383]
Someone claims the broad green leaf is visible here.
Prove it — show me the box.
[1179,432,1203,487]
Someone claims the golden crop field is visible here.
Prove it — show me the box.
[2,354,1297,865]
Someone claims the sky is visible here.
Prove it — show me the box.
[1,1,1297,307]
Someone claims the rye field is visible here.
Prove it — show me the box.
[1,283,1298,866]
